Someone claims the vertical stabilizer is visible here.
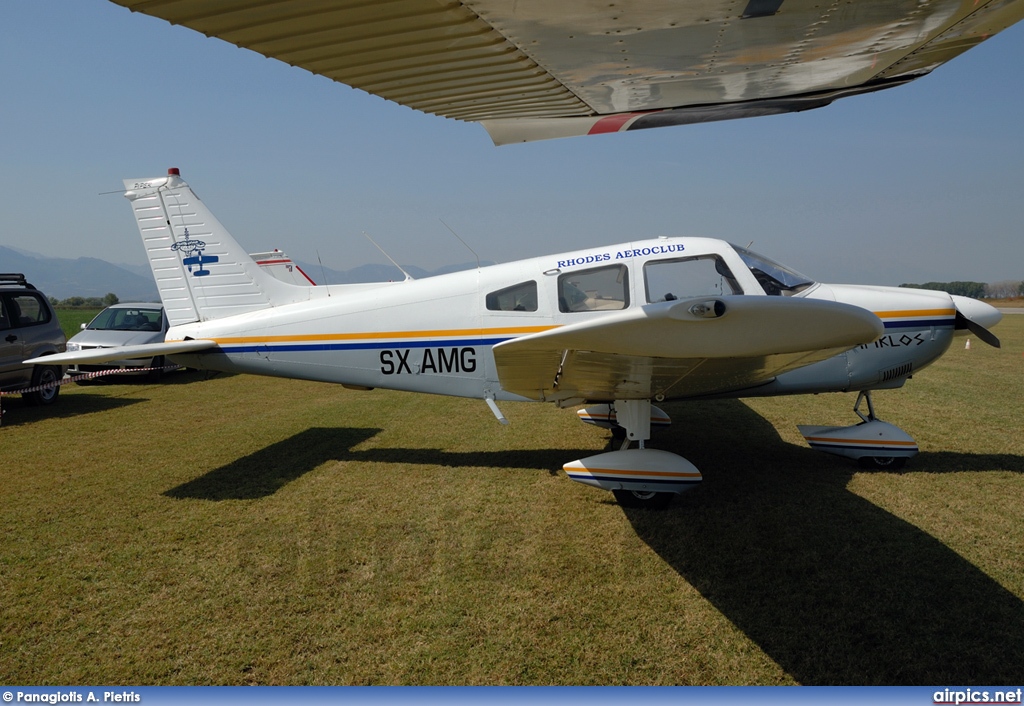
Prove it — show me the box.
[123,169,310,326]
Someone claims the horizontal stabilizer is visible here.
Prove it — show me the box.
[25,339,217,367]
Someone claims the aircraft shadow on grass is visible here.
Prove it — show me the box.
[164,426,383,501]
[164,425,575,501]
[165,401,1024,684]
[625,398,1024,685]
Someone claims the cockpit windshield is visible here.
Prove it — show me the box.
[733,245,815,296]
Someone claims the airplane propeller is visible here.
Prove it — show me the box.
[951,295,1002,348]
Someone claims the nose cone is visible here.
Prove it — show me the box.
[951,295,1002,331]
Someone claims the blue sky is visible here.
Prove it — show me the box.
[2,0,1023,286]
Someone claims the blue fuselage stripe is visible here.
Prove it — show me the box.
[883,319,955,329]
[216,337,510,354]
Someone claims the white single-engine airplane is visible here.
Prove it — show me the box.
[28,170,1002,507]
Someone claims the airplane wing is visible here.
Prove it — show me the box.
[25,339,218,367]
[491,296,882,402]
[108,0,1024,144]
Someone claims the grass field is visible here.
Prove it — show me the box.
[1,318,1022,685]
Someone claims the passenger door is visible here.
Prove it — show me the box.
[0,295,27,388]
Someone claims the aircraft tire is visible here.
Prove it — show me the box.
[857,456,907,470]
[613,489,674,510]
[24,365,61,406]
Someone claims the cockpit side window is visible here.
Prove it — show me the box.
[734,246,815,296]
[486,281,538,312]
[558,265,629,312]
[643,255,741,303]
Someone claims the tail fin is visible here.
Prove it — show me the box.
[123,168,310,326]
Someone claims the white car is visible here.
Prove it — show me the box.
[67,303,169,380]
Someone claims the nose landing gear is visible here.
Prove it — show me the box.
[798,391,918,469]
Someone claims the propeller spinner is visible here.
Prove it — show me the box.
[951,295,1002,348]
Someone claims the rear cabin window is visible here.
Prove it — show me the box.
[486,281,538,312]
[558,264,629,312]
[644,255,741,303]
[2,293,51,327]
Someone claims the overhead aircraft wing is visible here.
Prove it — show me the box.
[25,339,218,367]
[109,0,1024,144]
[491,296,882,402]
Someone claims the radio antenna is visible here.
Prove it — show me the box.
[316,251,330,295]
[363,231,414,281]
[439,218,480,270]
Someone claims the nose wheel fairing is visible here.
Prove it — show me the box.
[798,391,919,466]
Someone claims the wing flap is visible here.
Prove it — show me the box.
[25,339,217,367]
[492,296,882,402]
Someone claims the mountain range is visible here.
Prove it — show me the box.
[0,245,159,301]
[0,245,488,301]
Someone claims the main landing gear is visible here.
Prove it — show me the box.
[567,399,701,509]
[798,390,918,470]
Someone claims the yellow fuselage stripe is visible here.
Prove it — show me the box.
[207,325,557,345]
[874,308,955,319]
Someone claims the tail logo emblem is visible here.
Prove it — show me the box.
[171,228,219,277]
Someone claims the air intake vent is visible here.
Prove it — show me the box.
[881,362,913,382]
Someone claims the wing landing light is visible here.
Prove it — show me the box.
[108,0,1024,144]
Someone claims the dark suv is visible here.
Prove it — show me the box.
[0,274,67,405]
